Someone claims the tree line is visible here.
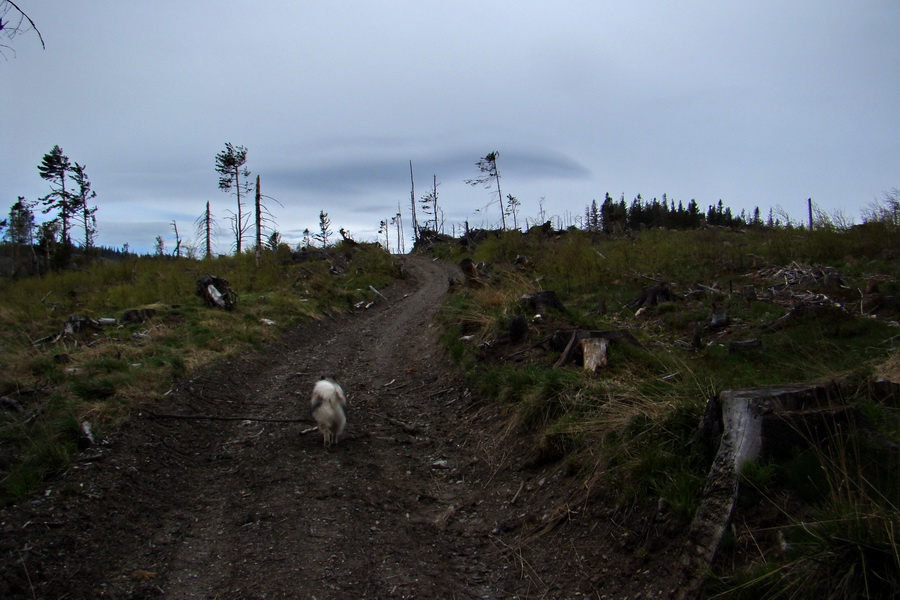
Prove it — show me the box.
[583,193,769,234]
[1,145,99,275]
[1,142,346,277]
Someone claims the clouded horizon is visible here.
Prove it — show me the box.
[3,1,898,254]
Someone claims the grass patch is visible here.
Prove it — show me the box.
[430,224,899,595]
[0,241,400,504]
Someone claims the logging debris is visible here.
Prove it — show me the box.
[196,275,238,310]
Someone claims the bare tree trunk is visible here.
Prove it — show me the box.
[432,174,439,232]
[396,211,404,254]
[496,170,505,230]
[205,201,212,259]
[409,160,418,243]
[171,220,182,258]
[234,164,243,254]
[255,175,262,264]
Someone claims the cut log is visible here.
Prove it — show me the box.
[581,338,609,372]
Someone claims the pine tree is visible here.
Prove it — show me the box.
[506,194,521,230]
[37,145,75,250]
[215,143,251,254]
[70,162,98,251]
[6,197,36,276]
[266,231,282,251]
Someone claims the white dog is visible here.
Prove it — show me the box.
[309,379,347,448]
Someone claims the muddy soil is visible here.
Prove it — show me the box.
[0,256,687,599]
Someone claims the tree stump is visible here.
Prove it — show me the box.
[551,329,640,369]
[508,314,528,343]
[629,283,675,309]
[581,338,609,372]
[549,329,641,351]
[677,383,850,598]
[458,258,483,287]
[520,291,566,313]
[196,275,238,310]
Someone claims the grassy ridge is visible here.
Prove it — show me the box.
[430,223,899,597]
[0,242,400,502]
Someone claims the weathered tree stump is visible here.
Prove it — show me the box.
[678,383,852,598]
[508,314,528,343]
[458,258,484,288]
[549,329,641,351]
[709,302,730,329]
[629,283,675,309]
[551,329,641,369]
[581,338,609,372]
[196,275,238,310]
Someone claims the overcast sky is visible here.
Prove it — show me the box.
[3,1,898,254]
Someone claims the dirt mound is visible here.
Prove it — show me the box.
[0,255,684,599]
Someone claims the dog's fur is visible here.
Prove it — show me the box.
[310,379,347,447]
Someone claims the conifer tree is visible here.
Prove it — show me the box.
[215,143,251,254]
[6,197,36,276]
[70,162,98,251]
[37,145,75,249]
[315,211,332,248]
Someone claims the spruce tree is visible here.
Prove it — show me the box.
[37,145,75,249]
[215,143,251,254]
[6,197,36,276]
[70,162,98,251]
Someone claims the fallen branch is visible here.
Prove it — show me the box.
[502,335,552,359]
[147,411,311,424]
[369,285,388,301]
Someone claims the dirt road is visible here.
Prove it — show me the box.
[1,255,682,599]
